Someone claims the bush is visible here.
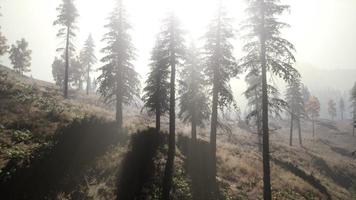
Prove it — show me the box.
[12,129,32,143]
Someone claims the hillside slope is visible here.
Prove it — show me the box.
[1,66,355,199]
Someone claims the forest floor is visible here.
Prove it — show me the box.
[0,65,355,200]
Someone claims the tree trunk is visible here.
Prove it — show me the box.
[353,111,355,136]
[210,73,218,199]
[86,65,90,95]
[64,26,70,99]
[191,117,197,143]
[260,1,271,198]
[116,91,123,130]
[116,62,123,130]
[162,30,176,199]
[298,117,302,146]
[289,113,294,146]
[156,106,161,133]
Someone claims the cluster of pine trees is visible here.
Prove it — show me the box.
[52,0,97,96]
[50,0,301,199]
[2,0,354,199]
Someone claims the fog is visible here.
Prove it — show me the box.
[1,0,356,117]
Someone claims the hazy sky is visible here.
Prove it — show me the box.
[1,0,356,84]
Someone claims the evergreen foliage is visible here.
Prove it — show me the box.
[178,44,210,141]
[97,0,140,129]
[142,36,170,132]
[240,0,299,198]
[53,0,79,98]
[79,34,97,95]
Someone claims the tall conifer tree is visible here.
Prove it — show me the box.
[203,1,238,196]
[54,0,78,98]
[178,44,210,143]
[98,0,140,130]
[240,0,299,198]
[142,36,170,132]
[159,13,186,200]
[80,34,97,95]
[286,78,304,146]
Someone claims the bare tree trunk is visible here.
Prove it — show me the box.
[191,116,197,143]
[208,3,222,198]
[156,106,161,133]
[290,113,294,146]
[64,26,70,99]
[162,23,176,198]
[260,1,271,198]
[116,62,123,130]
[298,117,302,146]
[86,65,90,95]
[116,91,123,130]
[353,111,355,136]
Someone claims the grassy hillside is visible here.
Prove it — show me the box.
[0,66,355,199]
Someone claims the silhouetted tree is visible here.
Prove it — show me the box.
[80,34,97,95]
[142,36,170,132]
[0,8,8,56]
[158,13,186,200]
[305,96,320,137]
[240,0,299,198]
[328,99,337,121]
[54,0,79,98]
[339,98,345,120]
[203,1,238,195]
[286,78,304,146]
[179,44,210,143]
[9,39,32,75]
[161,13,186,200]
[98,0,140,130]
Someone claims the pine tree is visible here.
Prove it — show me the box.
[286,78,304,146]
[240,0,299,198]
[9,38,32,75]
[159,13,186,200]
[98,0,140,130]
[179,44,210,143]
[54,0,79,98]
[0,8,8,56]
[305,96,320,137]
[244,69,287,150]
[203,1,238,196]
[328,99,337,121]
[80,34,97,95]
[142,36,170,132]
[339,98,345,120]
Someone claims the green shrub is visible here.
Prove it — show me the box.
[12,129,32,143]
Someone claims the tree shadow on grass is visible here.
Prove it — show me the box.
[116,128,164,200]
[177,135,219,200]
[271,157,332,200]
[0,116,125,199]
